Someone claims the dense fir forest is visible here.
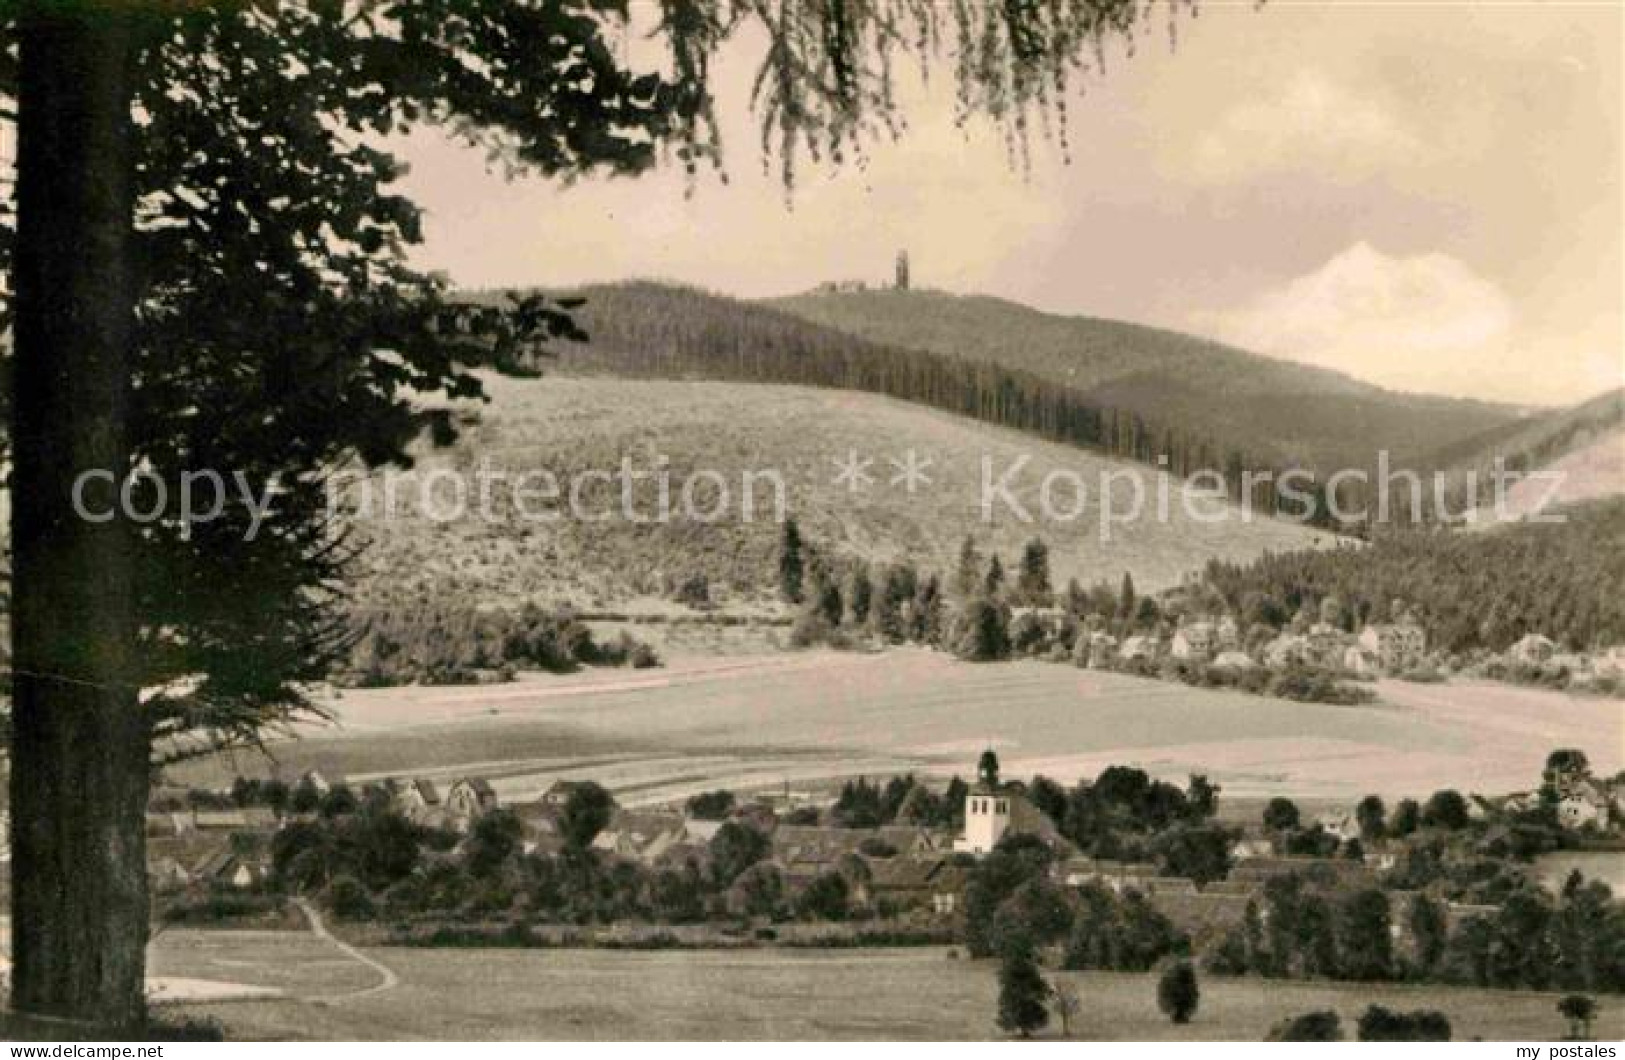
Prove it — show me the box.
[1203,499,1625,654]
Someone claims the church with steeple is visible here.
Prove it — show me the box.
[952,748,1052,856]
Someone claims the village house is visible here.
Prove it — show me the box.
[1229,835,1275,861]
[1118,634,1161,664]
[1210,650,1258,674]
[1170,620,1216,661]
[1357,619,1427,672]
[446,777,499,823]
[1549,651,1592,676]
[930,861,971,915]
[1509,633,1557,665]
[682,817,727,844]
[1263,633,1312,668]
[1467,794,1501,823]
[593,811,688,862]
[1557,779,1618,831]
[1306,621,1348,666]
[1215,615,1241,651]
[149,856,192,892]
[1342,643,1381,676]
[193,847,270,890]
[1085,631,1119,668]
[866,855,954,912]
[1057,857,1160,892]
[1595,645,1625,678]
[538,779,595,809]
[379,776,443,822]
[1316,811,1362,844]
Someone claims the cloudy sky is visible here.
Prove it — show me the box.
[396,1,1623,407]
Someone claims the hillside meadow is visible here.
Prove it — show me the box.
[348,374,1332,613]
[172,649,1623,803]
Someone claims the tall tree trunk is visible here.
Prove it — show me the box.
[9,2,147,1030]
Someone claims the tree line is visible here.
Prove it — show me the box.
[342,603,659,687]
[1203,499,1625,655]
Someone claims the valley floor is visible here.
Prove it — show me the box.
[172,648,1624,802]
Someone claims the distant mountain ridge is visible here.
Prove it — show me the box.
[462,280,1538,494]
[1433,388,1625,524]
[767,287,1525,474]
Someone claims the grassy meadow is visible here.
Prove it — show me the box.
[172,649,1623,804]
[157,936,1617,1041]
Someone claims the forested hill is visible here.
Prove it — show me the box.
[1202,497,1625,655]
[1426,387,1622,474]
[494,281,1519,483]
[533,282,1298,510]
[769,287,1522,474]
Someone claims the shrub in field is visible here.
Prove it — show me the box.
[1157,960,1200,1024]
[1266,1011,1343,1041]
[1356,1005,1451,1041]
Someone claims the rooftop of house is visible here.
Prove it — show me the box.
[455,777,497,798]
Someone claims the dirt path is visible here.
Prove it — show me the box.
[294,898,399,1003]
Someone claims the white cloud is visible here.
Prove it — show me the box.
[1185,70,1422,184]
[1192,242,1521,397]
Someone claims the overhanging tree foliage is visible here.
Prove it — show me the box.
[1,0,1195,1027]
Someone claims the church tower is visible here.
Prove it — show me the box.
[956,747,1012,855]
[895,249,910,291]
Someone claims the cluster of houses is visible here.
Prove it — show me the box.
[1075,611,1430,677]
[144,769,507,892]
[1496,633,1625,684]
[1470,756,1624,833]
[140,746,1619,950]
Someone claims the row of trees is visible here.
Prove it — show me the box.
[780,519,950,649]
[1207,870,1624,994]
[1024,767,1233,883]
[344,603,659,687]
[781,523,1158,657]
[1268,1006,1453,1042]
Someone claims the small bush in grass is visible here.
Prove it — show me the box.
[1156,960,1200,1024]
[1558,995,1598,1041]
[1357,1005,1451,1041]
[1267,1011,1343,1041]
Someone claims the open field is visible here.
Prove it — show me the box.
[174,649,1623,803]
[350,373,1333,612]
[157,932,1619,1041]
